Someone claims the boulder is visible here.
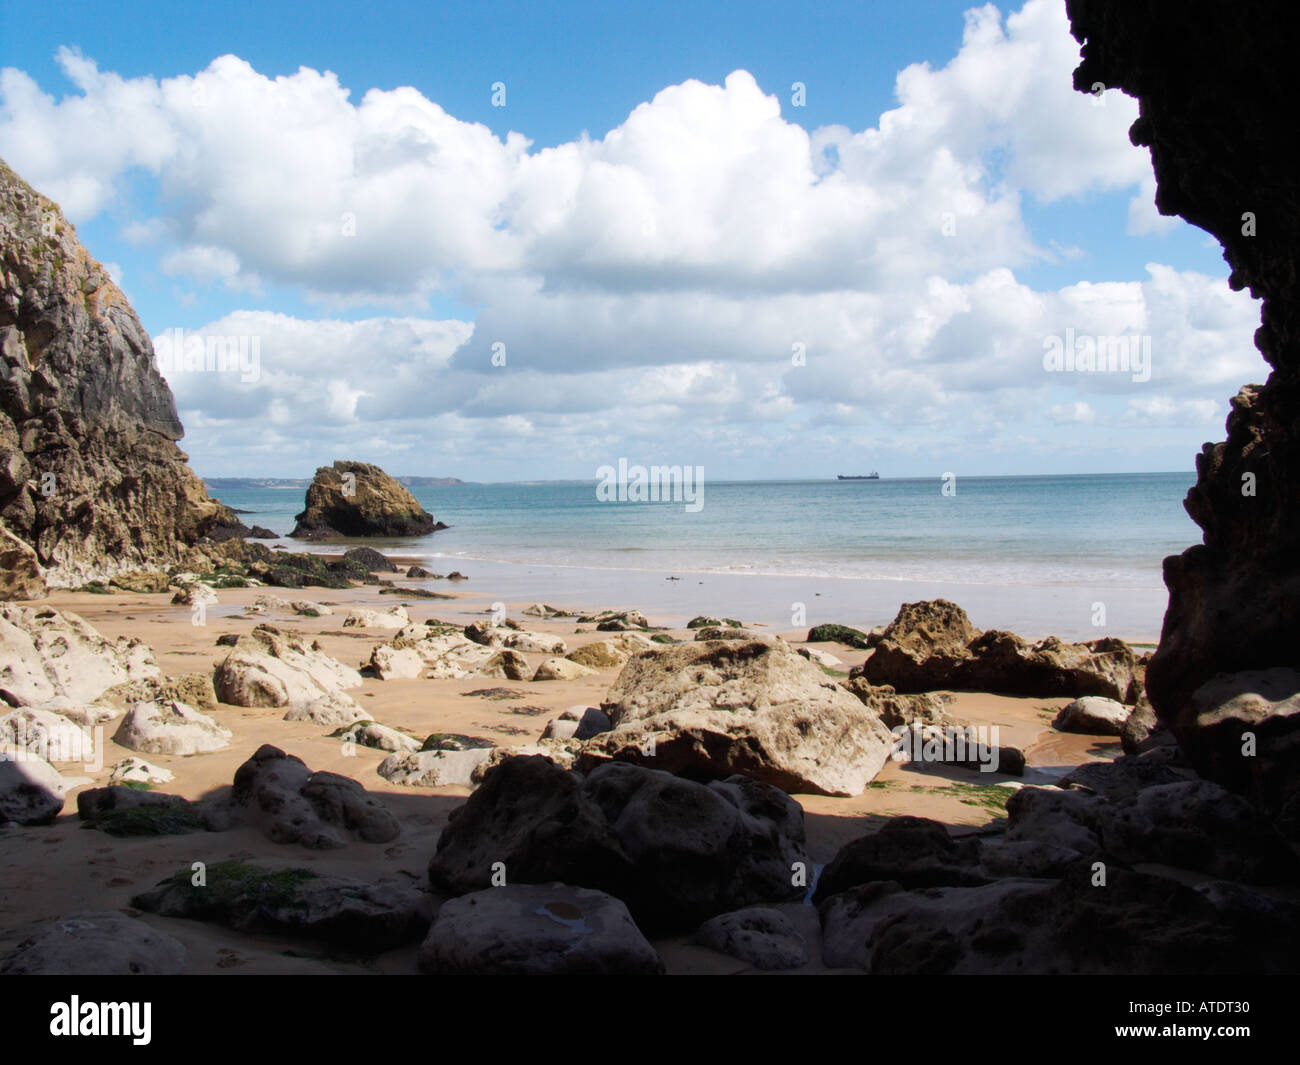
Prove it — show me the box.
[542,707,612,741]
[113,700,231,756]
[170,581,217,606]
[854,601,1139,702]
[566,633,656,669]
[206,744,399,848]
[418,883,662,975]
[522,603,573,618]
[331,721,420,754]
[0,751,69,824]
[281,690,368,726]
[819,863,1292,974]
[213,624,362,711]
[583,639,895,796]
[108,756,174,786]
[342,546,397,572]
[1053,696,1131,736]
[341,605,409,630]
[533,657,595,682]
[479,650,530,681]
[428,756,808,931]
[288,460,438,539]
[369,643,425,680]
[0,604,157,706]
[0,912,187,975]
[694,907,808,970]
[0,706,98,763]
[131,860,432,951]
[378,747,495,788]
[805,623,872,649]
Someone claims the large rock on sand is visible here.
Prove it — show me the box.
[0,603,157,706]
[419,883,663,975]
[213,624,362,711]
[112,699,232,756]
[0,751,71,825]
[288,460,439,539]
[1053,696,1131,736]
[1,911,187,974]
[132,859,432,951]
[205,744,399,848]
[582,640,895,796]
[855,600,1139,702]
[428,756,807,931]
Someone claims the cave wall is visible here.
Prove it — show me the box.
[1066,1,1300,820]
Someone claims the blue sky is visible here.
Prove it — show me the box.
[0,0,1262,480]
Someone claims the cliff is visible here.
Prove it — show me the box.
[0,157,243,590]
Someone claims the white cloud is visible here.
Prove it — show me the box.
[0,0,1268,476]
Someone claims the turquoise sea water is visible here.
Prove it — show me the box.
[209,473,1200,641]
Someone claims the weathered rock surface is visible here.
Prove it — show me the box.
[205,744,399,848]
[132,860,432,951]
[541,707,612,741]
[479,649,530,681]
[0,158,245,588]
[0,603,157,706]
[1065,2,1300,841]
[427,756,807,930]
[378,746,496,788]
[0,526,44,599]
[0,911,187,974]
[332,720,420,754]
[820,862,1298,974]
[288,460,439,539]
[112,699,231,756]
[213,624,362,712]
[694,906,809,970]
[583,640,895,796]
[342,605,409,630]
[1053,696,1131,736]
[0,750,69,824]
[533,656,595,682]
[566,633,656,669]
[418,883,663,975]
[854,600,1139,702]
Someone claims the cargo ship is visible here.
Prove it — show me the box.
[837,472,880,480]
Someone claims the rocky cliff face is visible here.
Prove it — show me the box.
[1067,2,1300,831]
[0,158,240,589]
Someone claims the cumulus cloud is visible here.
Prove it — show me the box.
[0,0,1268,476]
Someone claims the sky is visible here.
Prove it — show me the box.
[0,0,1266,481]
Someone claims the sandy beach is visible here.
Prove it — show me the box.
[0,571,1117,974]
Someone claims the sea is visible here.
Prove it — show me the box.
[207,472,1200,643]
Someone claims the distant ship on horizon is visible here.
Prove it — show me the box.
[837,472,880,480]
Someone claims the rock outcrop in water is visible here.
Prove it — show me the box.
[288,460,441,539]
[0,158,243,590]
[1067,1,1300,837]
